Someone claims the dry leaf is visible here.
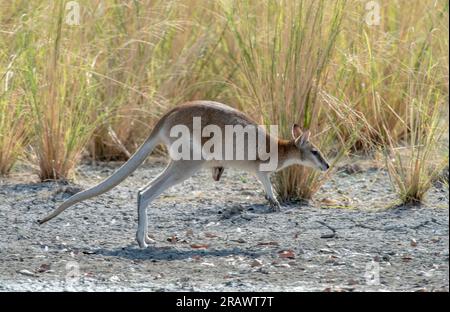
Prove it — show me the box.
[167,235,178,243]
[190,243,209,249]
[278,250,295,259]
[321,198,339,206]
[402,255,413,261]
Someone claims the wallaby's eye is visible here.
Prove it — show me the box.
[311,150,318,156]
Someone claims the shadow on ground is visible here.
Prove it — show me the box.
[93,245,264,261]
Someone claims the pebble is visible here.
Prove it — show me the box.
[17,270,37,277]
[251,259,263,267]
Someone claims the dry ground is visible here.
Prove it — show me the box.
[0,158,448,291]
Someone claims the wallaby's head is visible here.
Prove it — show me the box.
[291,124,329,172]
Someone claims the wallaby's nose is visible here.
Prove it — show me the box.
[323,163,330,171]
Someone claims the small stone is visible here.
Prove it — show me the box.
[431,236,440,243]
[348,279,359,285]
[204,232,218,238]
[256,267,270,274]
[278,250,295,259]
[321,233,336,239]
[333,261,346,266]
[37,263,50,273]
[251,259,263,267]
[410,238,418,247]
[17,269,37,277]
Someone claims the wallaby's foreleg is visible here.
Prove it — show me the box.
[256,172,281,212]
[136,161,202,248]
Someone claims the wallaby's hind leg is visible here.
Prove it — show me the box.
[136,161,203,248]
[256,171,281,212]
[137,191,156,245]
[136,161,174,247]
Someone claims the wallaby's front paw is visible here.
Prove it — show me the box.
[268,198,281,212]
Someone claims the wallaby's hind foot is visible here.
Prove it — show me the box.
[136,232,155,249]
[136,231,148,248]
[136,191,149,248]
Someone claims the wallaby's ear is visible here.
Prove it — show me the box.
[299,130,311,145]
[291,124,302,140]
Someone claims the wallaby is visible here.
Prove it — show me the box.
[38,101,329,248]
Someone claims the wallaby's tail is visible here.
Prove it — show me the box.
[38,131,160,224]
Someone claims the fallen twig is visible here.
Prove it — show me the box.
[317,220,337,238]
